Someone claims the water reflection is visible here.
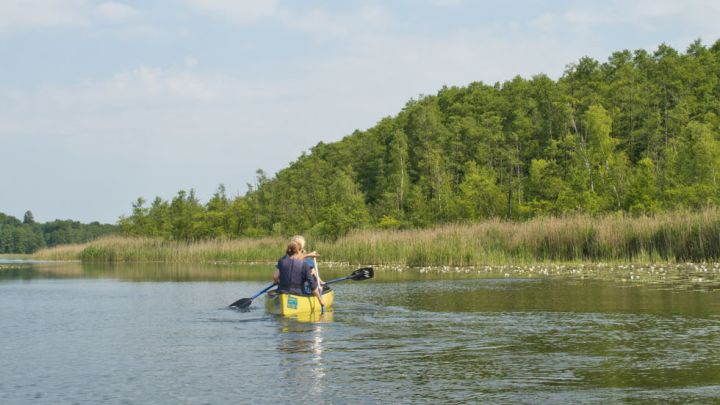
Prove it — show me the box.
[0,261,276,282]
[368,278,720,315]
[3,261,720,289]
[331,300,720,403]
[276,316,331,402]
[2,261,720,403]
[0,261,358,282]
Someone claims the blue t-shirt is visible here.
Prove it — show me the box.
[276,256,315,272]
[276,256,317,295]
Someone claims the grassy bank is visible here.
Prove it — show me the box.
[33,208,720,266]
[0,253,32,259]
[33,236,283,263]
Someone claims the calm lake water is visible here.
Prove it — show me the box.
[1,261,720,404]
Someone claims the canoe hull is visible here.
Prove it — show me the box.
[265,289,334,316]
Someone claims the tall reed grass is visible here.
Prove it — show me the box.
[33,207,720,266]
[29,244,88,261]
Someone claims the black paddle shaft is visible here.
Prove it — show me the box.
[324,267,374,285]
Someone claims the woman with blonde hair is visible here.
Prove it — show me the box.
[272,235,325,308]
[289,235,324,288]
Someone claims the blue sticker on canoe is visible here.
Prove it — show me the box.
[287,296,298,309]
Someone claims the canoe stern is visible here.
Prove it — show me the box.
[265,289,334,316]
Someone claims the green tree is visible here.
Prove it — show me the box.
[115,40,720,239]
[205,184,231,238]
[455,162,504,219]
[625,157,659,213]
[23,211,35,225]
[526,158,568,214]
[311,170,370,240]
[664,121,720,207]
[374,122,410,222]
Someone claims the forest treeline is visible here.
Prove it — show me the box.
[0,211,117,253]
[120,40,720,241]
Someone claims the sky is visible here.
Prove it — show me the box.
[1,0,719,224]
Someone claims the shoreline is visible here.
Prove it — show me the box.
[4,260,719,291]
[32,207,720,266]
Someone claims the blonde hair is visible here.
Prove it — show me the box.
[285,235,306,257]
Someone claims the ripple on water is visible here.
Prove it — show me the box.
[1,268,720,403]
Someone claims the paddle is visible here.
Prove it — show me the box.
[323,267,374,286]
[229,267,373,309]
[229,283,277,309]
[319,267,373,314]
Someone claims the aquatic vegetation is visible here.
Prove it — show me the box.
[29,243,88,261]
[33,207,720,266]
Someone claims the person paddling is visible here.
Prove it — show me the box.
[288,235,324,291]
[272,236,325,309]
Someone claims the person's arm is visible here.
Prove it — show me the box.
[305,257,324,291]
[272,269,279,283]
[311,268,325,291]
[304,263,324,307]
[313,287,324,307]
[312,257,324,286]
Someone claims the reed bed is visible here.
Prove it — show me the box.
[44,235,287,263]
[33,207,720,266]
[31,243,88,261]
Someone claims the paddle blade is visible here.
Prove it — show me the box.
[229,297,252,309]
[229,282,277,309]
[350,267,374,281]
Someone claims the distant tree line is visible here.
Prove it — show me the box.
[120,40,720,241]
[0,211,117,254]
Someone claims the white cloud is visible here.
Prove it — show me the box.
[430,0,464,7]
[0,28,596,180]
[99,66,220,102]
[0,63,301,221]
[0,64,290,161]
[530,7,622,32]
[184,56,199,67]
[632,0,720,33]
[0,0,88,31]
[277,4,391,36]
[0,40,432,217]
[186,0,277,22]
[358,4,391,27]
[530,0,720,34]
[184,2,390,36]
[279,8,350,35]
[1,66,280,140]
[0,0,142,32]
[94,2,141,21]
[297,31,585,109]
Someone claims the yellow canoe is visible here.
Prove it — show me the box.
[265,288,334,316]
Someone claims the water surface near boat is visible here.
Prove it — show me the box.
[1,262,719,403]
